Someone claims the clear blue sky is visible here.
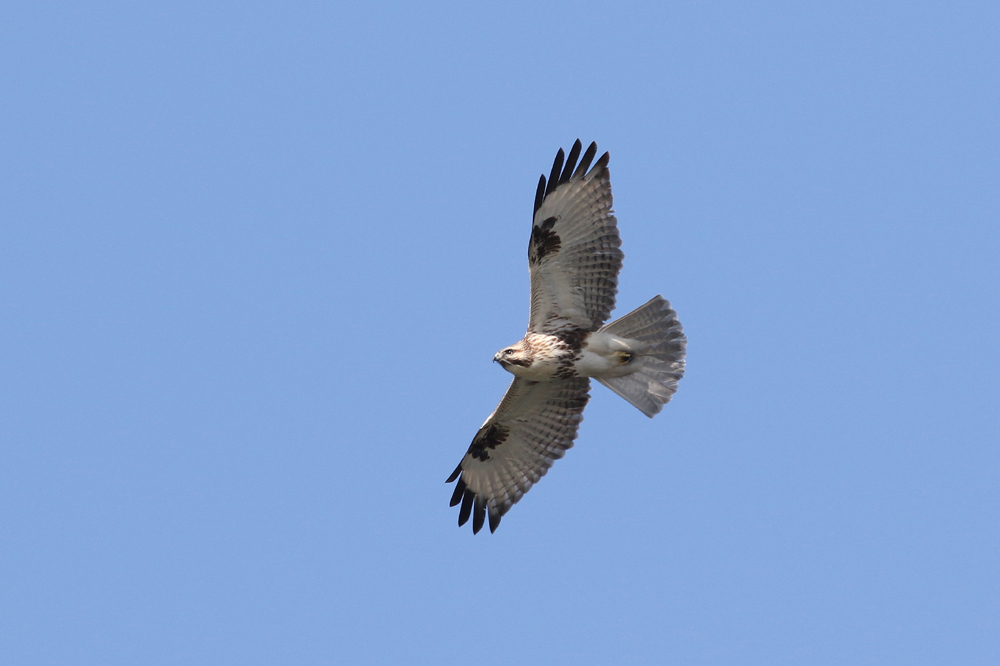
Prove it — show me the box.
[2,2,998,664]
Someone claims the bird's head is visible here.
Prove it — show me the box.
[493,340,533,374]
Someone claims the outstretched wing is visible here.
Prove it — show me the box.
[528,140,624,334]
[446,377,591,534]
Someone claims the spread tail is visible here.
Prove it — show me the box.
[596,295,686,417]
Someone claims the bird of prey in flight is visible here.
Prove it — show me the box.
[447,140,686,534]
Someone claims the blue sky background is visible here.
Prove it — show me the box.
[2,2,998,664]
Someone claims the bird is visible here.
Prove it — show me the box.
[446,140,686,534]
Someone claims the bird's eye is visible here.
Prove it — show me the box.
[503,349,515,355]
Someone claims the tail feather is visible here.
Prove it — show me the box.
[596,295,686,417]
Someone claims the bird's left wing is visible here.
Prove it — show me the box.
[446,376,591,534]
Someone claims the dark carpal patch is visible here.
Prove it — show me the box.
[529,216,561,264]
[468,422,509,462]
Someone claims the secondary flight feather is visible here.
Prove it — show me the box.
[447,140,687,534]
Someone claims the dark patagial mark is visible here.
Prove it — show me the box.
[529,216,561,265]
[468,422,509,462]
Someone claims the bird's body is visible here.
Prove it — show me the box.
[495,330,643,382]
[447,141,687,534]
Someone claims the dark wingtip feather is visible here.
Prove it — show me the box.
[559,139,582,185]
[445,463,462,483]
[545,148,565,197]
[458,489,474,526]
[488,510,502,533]
[472,496,486,534]
[449,478,466,507]
[536,141,604,214]
[572,142,598,179]
[533,175,546,215]
[592,150,610,176]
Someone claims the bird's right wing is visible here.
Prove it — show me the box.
[527,140,624,334]
[446,376,591,534]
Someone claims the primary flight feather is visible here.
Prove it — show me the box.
[447,140,687,534]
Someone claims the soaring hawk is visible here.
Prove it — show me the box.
[447,140,686,534]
